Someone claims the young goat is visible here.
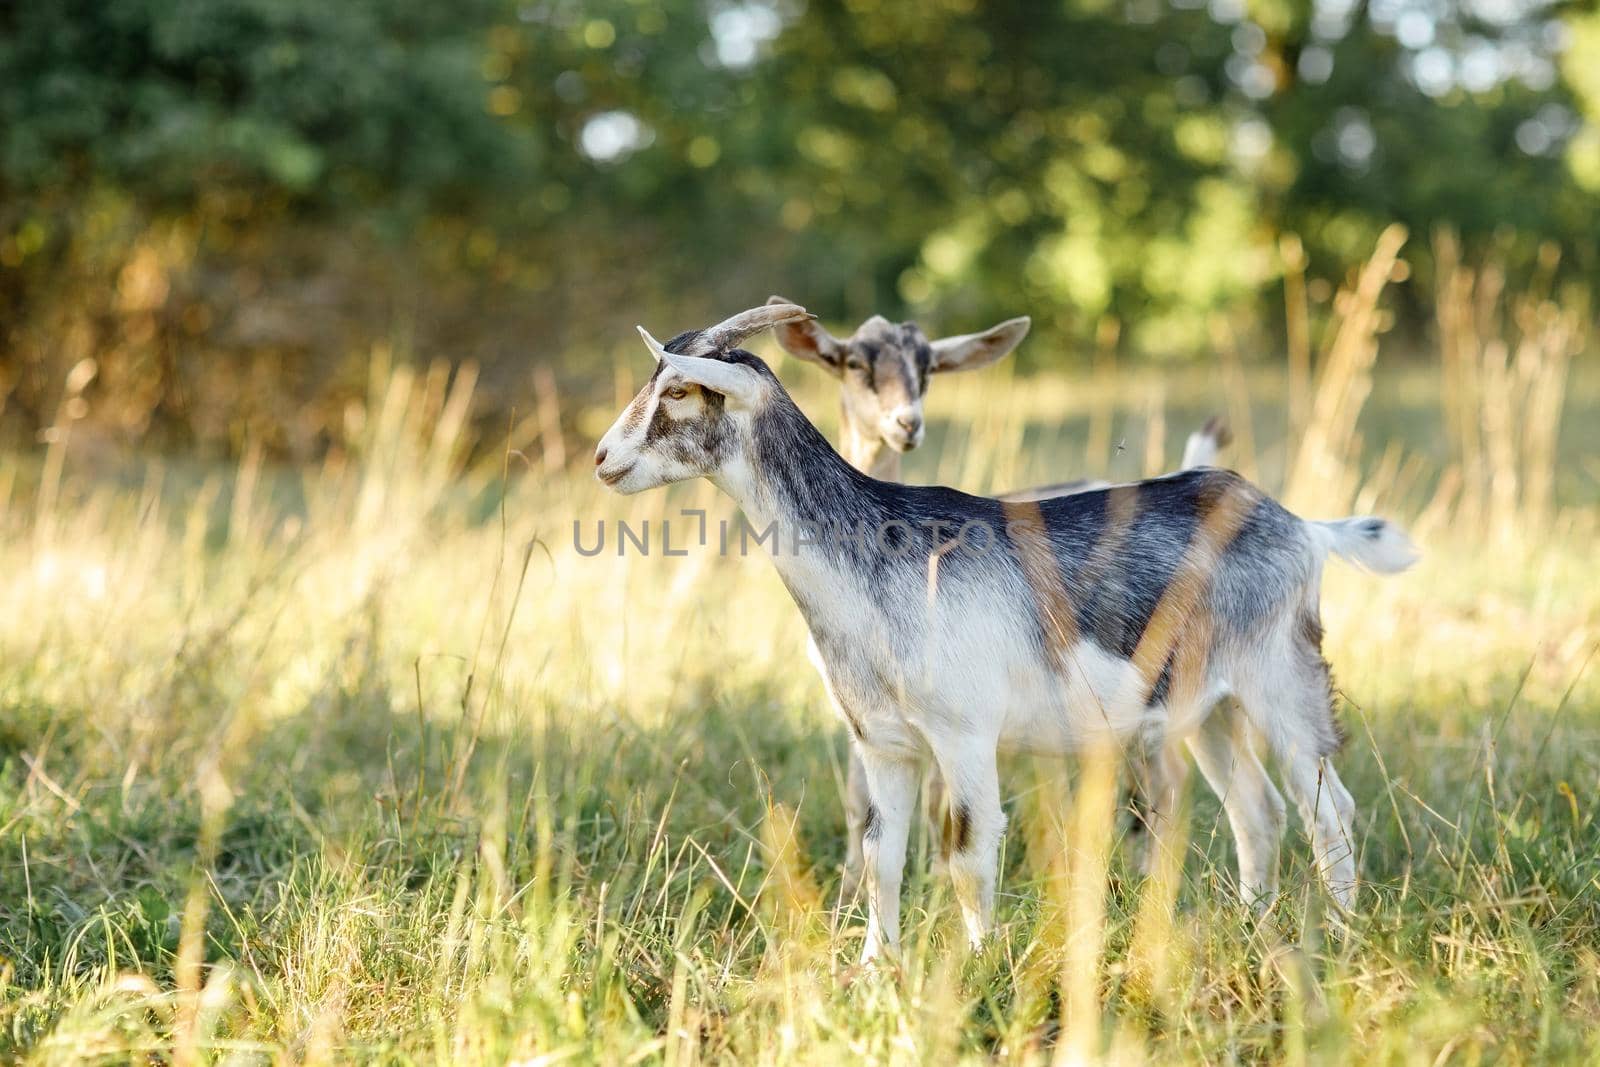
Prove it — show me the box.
[595,305,1417,963]
[768,295,1232,891]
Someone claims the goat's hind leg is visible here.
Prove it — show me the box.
[1276,739,1358,909]
[1235,638,1358,910]
[1129,739,1192,878]
[1187,700,1286,910]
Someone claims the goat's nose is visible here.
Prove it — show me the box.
[594,445,608,467]
[896,413,922,433]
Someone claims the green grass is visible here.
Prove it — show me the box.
[1,356,1598,1065]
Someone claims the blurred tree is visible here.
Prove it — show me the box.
[492,0,1597,354]
[0,0,1595,455]
[0,0,529,210]
[1250,0,1596,283]
[0,0,534,450]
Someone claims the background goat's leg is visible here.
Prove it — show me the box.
[842,746,869,896]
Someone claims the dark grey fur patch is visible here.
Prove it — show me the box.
[1125,790,1153,835]
[664,330,705,354]
[901,324,933,394]
[1022,472,1278,664]
[1148,656,1174,707]
[863,803,882,841]
[852,339,880,391]
[841,318,930,401]
[643,387,732,468]
[1297,609,1324,651]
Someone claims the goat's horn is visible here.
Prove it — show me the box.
[700,303,812,352]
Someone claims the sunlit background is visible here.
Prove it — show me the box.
[3,0,1598,459]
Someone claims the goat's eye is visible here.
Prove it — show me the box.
[664,385,690,401]
[845,357,867,372]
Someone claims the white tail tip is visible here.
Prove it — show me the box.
[1309,517,1419,574]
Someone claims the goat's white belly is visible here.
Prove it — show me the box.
[811,624,1175,759]
[988,640,1166,755]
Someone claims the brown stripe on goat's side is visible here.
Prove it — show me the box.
[1076,481,1142,592]
[1001,497,1081,670]
[1128,479,1256,708]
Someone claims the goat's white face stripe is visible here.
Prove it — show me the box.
[595,366,699,494]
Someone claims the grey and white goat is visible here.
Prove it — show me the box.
[595,305,1417,963]
[767,295,1232,890]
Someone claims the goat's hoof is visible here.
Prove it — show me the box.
[841,955,901,986]
[855,952,902,977]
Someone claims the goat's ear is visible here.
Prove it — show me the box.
[639,328,766,409]
[768,294,845,372]
[928,316,1031,373]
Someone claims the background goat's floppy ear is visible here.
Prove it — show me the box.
[928,316,1031,372]
[767,294,845,370]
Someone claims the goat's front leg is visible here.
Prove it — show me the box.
[932,742,1004,949]
[812,634,871,897]
[841,746,870,897]
[856,750,920,965]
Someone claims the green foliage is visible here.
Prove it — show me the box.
[0,0,528,211]
[0,0,1597,452]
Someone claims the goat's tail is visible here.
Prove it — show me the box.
[1181,415,1233,470]
[1306,516,1419,574]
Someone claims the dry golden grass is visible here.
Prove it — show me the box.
[0,235,1597,1063]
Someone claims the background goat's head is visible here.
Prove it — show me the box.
[767,295,1029,465]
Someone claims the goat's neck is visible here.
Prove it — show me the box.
[712,402,882,601]
[839,407,902,481]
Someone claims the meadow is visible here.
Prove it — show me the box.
[2,245,1598,1064]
